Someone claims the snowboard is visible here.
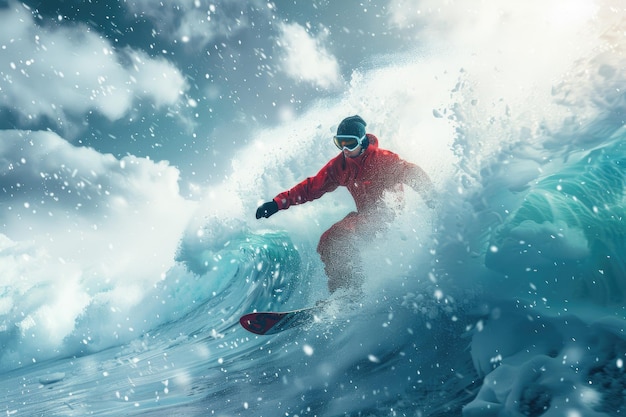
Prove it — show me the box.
[239,305,323,335]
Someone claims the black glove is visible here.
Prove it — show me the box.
[256,201,279,219]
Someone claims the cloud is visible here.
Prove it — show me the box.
[125,49,188,107]
[0,128,194,263]
[0,129,197,368]
[0,129,195,250]
[124,0,266,47]
[0,2,187,125]
[277,22,343,90]
[386,0,603,78]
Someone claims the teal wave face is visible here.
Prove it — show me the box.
[486,132,626,305]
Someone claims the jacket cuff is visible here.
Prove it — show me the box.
[273,196,287,210]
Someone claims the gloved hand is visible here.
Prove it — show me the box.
[256,201,279,219]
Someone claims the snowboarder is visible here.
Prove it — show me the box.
[256,115,435,293]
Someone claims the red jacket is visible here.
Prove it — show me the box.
[273,134,432,214]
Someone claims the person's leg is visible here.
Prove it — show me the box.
[317,212,364,293]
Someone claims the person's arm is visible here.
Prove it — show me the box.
[256,158,340,219]
[400,159,437,208]
[274,164,339,210]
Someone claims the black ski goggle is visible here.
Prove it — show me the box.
[333,134,366,151]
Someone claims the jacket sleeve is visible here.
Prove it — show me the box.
[396,157,437,205]
[273,159,341,210]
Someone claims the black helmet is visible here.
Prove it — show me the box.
[336,115,369,150]
[337,115,366,137]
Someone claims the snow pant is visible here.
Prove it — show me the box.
[317,211,377,293]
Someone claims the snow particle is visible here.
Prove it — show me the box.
[368,354,380,363]
[476,320,484,332]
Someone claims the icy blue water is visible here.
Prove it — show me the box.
[1,1,626,416]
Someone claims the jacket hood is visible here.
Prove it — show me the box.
[364,133,378,151]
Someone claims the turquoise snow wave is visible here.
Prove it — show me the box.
[486,129,626,306]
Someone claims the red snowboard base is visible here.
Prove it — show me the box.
[239,306,323,335]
